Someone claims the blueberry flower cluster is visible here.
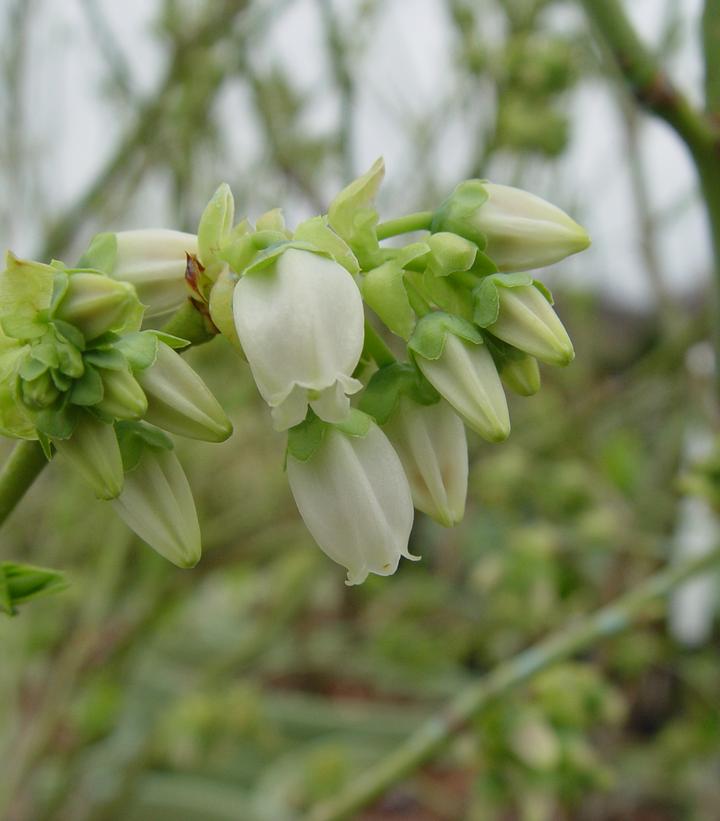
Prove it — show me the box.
[0,159,589,585]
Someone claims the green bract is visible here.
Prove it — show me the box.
[359,363,440,426]
[327,157,384,269]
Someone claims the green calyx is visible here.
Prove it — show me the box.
[407,311,483,362]
[359,362,440,425]
[472,273,552,328]
[0,561,68,616]
[286,408,375,465]
[431,179,491,248]
[115,420,174,473]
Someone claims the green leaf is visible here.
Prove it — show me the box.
[286,411,327,463]
[0,562,68,615]
[293,216,360,274]
[408,312,483,361]
[76,232,118,274]
[70,364,104,406]
[113,331,159,371]
[116,420,174,472]
[359,363,439,425]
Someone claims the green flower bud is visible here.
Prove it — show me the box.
[112,447,201,568]
[433,180,589,272]
[96,368,147,420]
[136,342,232,442]
[21,371,60,409]
[112,230,197,318]
[198,183,234,282]
[53,412,124,499]
[54,272,142,341]
[488,284,574,366]
[499,354,541,396]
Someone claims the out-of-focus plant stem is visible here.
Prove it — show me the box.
[0,441,47,530]
[578,0,720,390]
[306,543,720,821]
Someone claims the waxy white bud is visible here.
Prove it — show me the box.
[384,397,468,527]
[112,447,201,568]
[488,285,574,366]
[287,423,416,585]
[136,342,232,442]
[416,335,510,442]
[112,230,197,318]
[233,248,364,431]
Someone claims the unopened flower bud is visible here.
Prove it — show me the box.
[136,342,232,442]
[96,368,147,420]
[112,447,201,568]
[433,180,589,272]
[499,354,541,396]
[383,397,468,527]
[488,284,574,366]
[233,247,364,430]
[415,334,510,442]
[112,230,198,318]
[287,421,416,585]
[54,273,141,341]
[20,371,60,409]
[54,412,123,499]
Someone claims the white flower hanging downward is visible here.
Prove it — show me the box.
[232,248,364,430]
[287,419,417,585]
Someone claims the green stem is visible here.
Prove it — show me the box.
[0,441,48,530]
[363,320,396,367]
[376,211,434,241]
[306,544,720,821]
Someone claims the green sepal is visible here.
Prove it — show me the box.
[198,183,235,284]
[19,355,50,381]
[408,311,483,361]
[113,331,159,372]
[431,180,490,249]
[83,347,126,371]
[359,362,440,425]
[0,253,57,337]
[50,370,72,392]
[148,331,191,350]
[256,208,290,236]
[405,269,474,321]
[115,420,174,473]
[33,403,78,440]
[472,273,548,328]
[52,320,86,352]
[56,340,84,378]
[328,157,384,269]
[50,269,70,312]
[30,340,60,369]
[242,240,319,277]
[76,232,118,274]
[286,411,326,464]
[471,250,498,276]
[333,408,373,438]
[362,264,415,341]
[293,216,360,274]
[37,432,53,459]
[426,232,478,277]
[0,382,36,440]
[70,364,104,406]
[1,316,47,341]
[0,562,68,616]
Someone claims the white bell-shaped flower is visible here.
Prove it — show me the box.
[112,230,197,318]
[416,335,510,442]
[233,248,364,430]
[112,447,201,568]
[287,422,416,585]
[383,396,468,527]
